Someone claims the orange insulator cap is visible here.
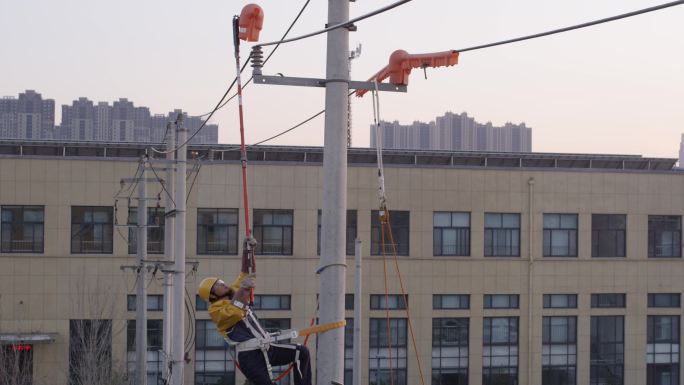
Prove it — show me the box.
[238,4,264,42]
[388,49,459,86]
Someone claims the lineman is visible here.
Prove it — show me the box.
[198,242,311,385]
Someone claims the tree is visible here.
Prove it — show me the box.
[0,343,33,385]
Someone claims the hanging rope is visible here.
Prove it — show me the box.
[372,86,427,385]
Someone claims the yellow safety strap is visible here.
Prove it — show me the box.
[298,320,346,337]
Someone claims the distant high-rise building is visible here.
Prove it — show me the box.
[371,111,532,152]
[679,134,684,167]
[0,90,55,140]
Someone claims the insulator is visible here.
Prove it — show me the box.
[250,46,264,75]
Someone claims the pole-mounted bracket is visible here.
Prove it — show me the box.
[252,74,406,92]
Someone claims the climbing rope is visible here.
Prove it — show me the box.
[372,86,427,385]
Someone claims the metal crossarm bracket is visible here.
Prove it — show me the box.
[253,74,406,92]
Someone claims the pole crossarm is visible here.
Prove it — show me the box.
[253,74,406,92]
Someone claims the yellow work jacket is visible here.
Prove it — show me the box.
[208,272,248,337]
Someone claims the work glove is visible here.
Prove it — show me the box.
[240,274,256,289]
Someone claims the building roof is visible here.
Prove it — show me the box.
[0,139,677,172]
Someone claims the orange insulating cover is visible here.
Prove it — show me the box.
[239,4,264,42]
[356,49,459,97]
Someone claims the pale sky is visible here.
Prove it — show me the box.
[1,0,683,157]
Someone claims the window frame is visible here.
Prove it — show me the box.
[370,294,408,310]
[484,213,521,257]
[543,294,578,309]
[195,319,236,385]
[590,315,624,385]
[1,205,44,253]
[433,294,470,310]
[484,294,520,309]
[369,317,408,385]
[647,315,680,385]
[591,293,626,308]
[252,209,294,256]
[591,214,627,258]
[127,207,166,255]
[542,316,577,385]
[252,295,291,311]
[127,294,164,311]
[648,215,682,258]
[371,210,410,256]
[648,293,681,308]
[433,211,471,257]
[543,213,578,257]
[70,206,113,254]
[432,318,469,385]
[483,316,519,385]
[196,208,239,255]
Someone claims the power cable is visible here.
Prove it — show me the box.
[455,0,684,52]
[256,0,414,47]
[198,0,313,118]
[153,0,314,155]
[148,159,177,207]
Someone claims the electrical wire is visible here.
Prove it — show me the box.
[186,161,202,204]
[456,0,684,52]
[148,159,177,207]
[154,0,314,155]
[256,0,414,47]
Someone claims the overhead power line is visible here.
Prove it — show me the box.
[152,0,313,154]
[256,0,414,48]
[234,0,684,149]
[456,0,684,52]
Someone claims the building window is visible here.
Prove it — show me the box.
[71,206,113,254]
[318,210,358,255]
[196,295,208,311]
[345,318,354,385]
[433,295,470,310]
[127,295,164,311]
[69,319,112,385]
[484,213,520,257]
[543,214,578,257]
[648,215,682,258]
[370,294,408,310]
[590,316,624,385]
[542,316,577,385]
[369,318,407,385]
[195,320,235,385]
[126,319,163,385]
[1,205,44,253]
[433,212,470,256]
[197,208,239,255]
[543,294,578,309]
[253,209,293,255]
[345,294,355,310]
[647,315,680,385]
[648,294,681,308]
[591,294,626,308]
[484,294,519,309]
[483,317,518,385]
[252,295,291,310]
[371,210,410,256]
[432,318,468,385]
[261,318,291,384]
[128,207,165,254]
[592,214,626,258]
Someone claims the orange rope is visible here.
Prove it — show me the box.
[380,211,395,385]
[383,209,427,385]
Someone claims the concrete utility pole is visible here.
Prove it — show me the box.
[170,115,187,385]
[162,122,175,382]
[317,0,350,383]
[353,239,363,385]
[135,156,148,385]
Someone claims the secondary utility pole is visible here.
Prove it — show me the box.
[170,115,187,385]
[135,156,148,385]
[318,0,350,383]
[162,122,175,382]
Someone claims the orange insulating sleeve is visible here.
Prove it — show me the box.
[298,320,347,337]
[356,49,459,97]
[239,4,264,42]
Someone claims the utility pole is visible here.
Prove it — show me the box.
[135,156,148,385]
[170,115,187,385]
[347,44,362,148]
[353,239,362,385]
[318,0,350,383]
[162,122,175,382]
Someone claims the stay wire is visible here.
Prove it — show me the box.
[148,158,176,207]
[455,0,684,53]
[256,0,414,47]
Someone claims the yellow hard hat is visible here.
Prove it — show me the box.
[198,277,219,302]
